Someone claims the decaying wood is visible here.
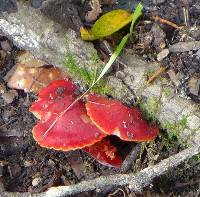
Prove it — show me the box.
[2,145,200,197]
[169,41,200,52]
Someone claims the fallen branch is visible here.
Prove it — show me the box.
[2,144,200,197]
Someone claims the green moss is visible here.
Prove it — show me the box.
[162,116,188,143]
[138,96,161,121]
[64,53,91,84]
[163,87,173,98]
[64,52,113,95]
[144,68,156,78]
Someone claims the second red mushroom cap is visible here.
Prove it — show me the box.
[85,94,159,142]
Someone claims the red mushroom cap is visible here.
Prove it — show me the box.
[86,94,159,142]
[30,79,106,151]
[32,94,106,151]
[30,99,51,119]
[83,138,123,168]
[38,79,77,99]
[30,79,77,119]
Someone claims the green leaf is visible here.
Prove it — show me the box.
[92,9,133,39]
[94,34,130,85]
[130,3,143,33]
[80,27,96,41]
[81,9,133,41]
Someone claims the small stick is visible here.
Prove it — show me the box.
[152,16,181,29]
[146,66,167,84]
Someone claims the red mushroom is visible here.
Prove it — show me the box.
[30,79,77,119]
[38,79,77,99]
[83,138,123,168]
[86,94,159,141]
[30,80,106,151]
[29,79,159,167]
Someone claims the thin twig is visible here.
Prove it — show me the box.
[146,66,167,84]
[152,16,181,29]
[2,144,200,197]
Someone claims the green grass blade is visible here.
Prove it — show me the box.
[94,34,129,85]
[130,3,143,33]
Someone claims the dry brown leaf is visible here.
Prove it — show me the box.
[7,64,67,93]
[16,51,47,68]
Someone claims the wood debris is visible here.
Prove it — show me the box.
[188,76,200,96]
[157,49,169,61]
[169,41,200,53]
